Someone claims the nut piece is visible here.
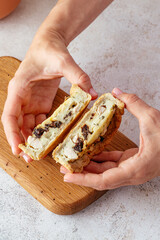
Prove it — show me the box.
[72,134,79,143]
[27,136,43,149]
[98,105,106,115]
[63,147,78,159]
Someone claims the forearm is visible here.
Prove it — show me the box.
[40,0,114,45]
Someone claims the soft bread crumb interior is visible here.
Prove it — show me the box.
[54,95,116,164]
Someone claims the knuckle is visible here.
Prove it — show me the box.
[147,108,160,122]
[130,165,147,186]
[129,167,136,179]
[141,107,160,128]
[94,175,107,191]
[58,54,72,70]
[126,93,139,105]
[121,165,135,180]
[95,184,106,191]
[78,72,90,86]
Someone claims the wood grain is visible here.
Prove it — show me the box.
[0,56,137,215]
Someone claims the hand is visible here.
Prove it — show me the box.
[60,88,160,190]
[1,27,97,163]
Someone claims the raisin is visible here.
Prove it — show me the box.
[101,105,106,108]
[64,111,72,119]
[50,121,62,128]
[81,124,92,140]
[44,124,50,131]
[73,138,84,152]
[33,128,45,138]
[72,104,76,108]
[33,121,62,138]
[100,136,105,142]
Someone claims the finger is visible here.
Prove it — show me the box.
[60,166,70,174]
[103,181,131,190]
[64,172,104,190]
[61,150,122,175]
[92,151,123,162]
[2,83,24,154]
[64,163,133,190]
[84,160,117,174]
[2,115,24,155]
[35,114,46,125]
[101,166,132,189]
[60,159,117,175]
[21,114,36,140]
[20,152,33,163]
[62,55,98,99]
[112,88,151,120]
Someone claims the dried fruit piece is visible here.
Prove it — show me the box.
[73,138,84,152]
[33,128,45,138]
[64,111,72,119]
[50,121,62,128]
[98,105,106,115]
[81,124,92,140]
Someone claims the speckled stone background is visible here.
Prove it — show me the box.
[0,0,160,239]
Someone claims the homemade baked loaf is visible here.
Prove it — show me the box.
[53,93,124,173]
[19,85,91,160]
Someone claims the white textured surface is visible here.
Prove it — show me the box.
[0,0,160,239]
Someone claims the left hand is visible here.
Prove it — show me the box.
[60,88,160,190]
[1,27,97,163]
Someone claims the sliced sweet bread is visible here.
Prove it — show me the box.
[19,85,91,160]
[53,93,124,172]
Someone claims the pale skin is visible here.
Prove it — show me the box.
[2,0,160,190]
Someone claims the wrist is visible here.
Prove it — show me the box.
[39,0,113,46]
[38,5,72,47]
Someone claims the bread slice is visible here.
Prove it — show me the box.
[18,85,91,160]
[53,93,124,173]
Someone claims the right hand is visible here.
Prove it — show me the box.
[61,89,160,190]
[1,27,97,163]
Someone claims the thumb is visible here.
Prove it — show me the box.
[112,88,151,120]
[62,55,98,99]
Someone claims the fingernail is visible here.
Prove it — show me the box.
[60,169,66,174]
[11,146,16,155]
[23,155,29,163]
[64,177,71,182]
[112,88,123,96]
[89,88,98,97]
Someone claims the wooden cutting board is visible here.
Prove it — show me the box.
[0,56,137,215]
